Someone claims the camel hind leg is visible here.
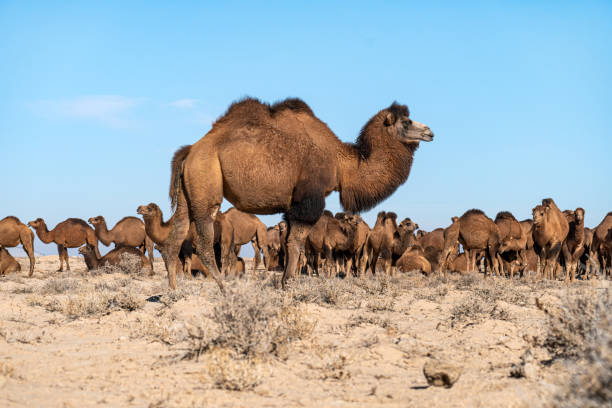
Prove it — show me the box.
[144,235,154,274]
[20,228,35,276]
[255,225,270,272]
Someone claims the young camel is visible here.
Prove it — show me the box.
[88,216,154,269]
[532,198,569,280]
[561,208,586,282]
[396,245,431,275]
[165,98,433,289]
[223,208,269,272]
[365,212,398,276]
[417,228,445,271]
[78,245,151,274]
[28,218,99,272]
[0,247,21,275]
[0,216,35,276]
[495,211,527,278]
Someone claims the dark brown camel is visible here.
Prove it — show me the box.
[392,217,419,266]
[396,245,431,275]
[417,228,445,271]
[88,215,154,269]
[582,227,596,279]
[561,208,586,282]
[78,244,151,274]
[0,216,35,276]
[495,211,526,278]
[366,212,398,276]
[0,247,21,275]
[223,208,269,272]
[532,198,569,280]
[28,218,99,272]
[593,212,612,279]
[440,209,500,277]
[164,98,433,289]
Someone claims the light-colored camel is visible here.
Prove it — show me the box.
[396,245,431,275]
[532,198,569,280]
[365,212,398,276]
[78,245,151,274]
[165,98,433,289]
[0,216,35,276]
[593,212,612,279]
[88,215,154,269]
[223,208,268,272]
[440,209,500,277]
[495,211,526,278]
[561,208,586,282]
[28,218,99,272]
[0,247,21,275]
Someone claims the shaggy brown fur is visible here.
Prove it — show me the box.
[165,97,433,289]
[0,247,21,275]
[532,198,569,280]
[561,208,586,282]
[0,216,35,276]
[88,216,154,269]
[495,211,526,278]
[417,228,445,271]
[78,245,151,274]
[266,225,283,270]
[593,212,612,279]
[323,213,356,277]
[28,218,99,272]
[224,208,269,272]
[440,209,500,277]
[392,218,419,265]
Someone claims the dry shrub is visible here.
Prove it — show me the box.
[414,286,449,302]
[202,348,262,391]
[318,352,352,380]
[366,296,395,312]
[289,277,343,305]
[540,287,612,407]
[449,294,509,326]
[40,278,80,294]
[347,314,395,330]
[130,313,188,345]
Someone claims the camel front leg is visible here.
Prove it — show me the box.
[63,246,71,271]
[282,221,312,288]
[57,244,64,272]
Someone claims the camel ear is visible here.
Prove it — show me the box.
[384,112,396,126]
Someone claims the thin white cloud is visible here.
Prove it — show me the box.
[32,95,141,127]
[169,98,199,108]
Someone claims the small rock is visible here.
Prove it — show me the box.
[423,359,462,388]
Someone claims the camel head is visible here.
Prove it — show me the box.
[416,230,426,240]
[532,205,549,225]
[278,221,287,235]
[574,208,585,224]
[137,203,162,218]
[27,218,45,229]
[400,218,418,232]
[78,245,94,256]
[88,216,105,226]
[384,103,434,144]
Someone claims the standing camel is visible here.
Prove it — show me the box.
[439,209,500,277]
[593,212,612,279]
[28,218,99,272]
[164,98,433,289]
[88,215,154,269]
[365,212,398,276]
[495,211,526,278]
[223,208,269,272]
[0,216,35,276]
[561,208,586,282]
[532,198,569,280]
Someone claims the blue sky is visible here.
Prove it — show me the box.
[1,1,611,256]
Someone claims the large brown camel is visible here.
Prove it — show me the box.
[396,245,431,275]
[164,98,433,289]
[0,216,35,276]
[223,208,269,272]
[531,198,569,280]
[78,245,151,274]
[28,218,99,272]
[366,211,398,276]
[561,208,586,282]
[593,212,612,279]
[88,216,154,269]
[440,209,500,277]
[0,246,21,275]
[495,211,526,278]
[417,228,445,271]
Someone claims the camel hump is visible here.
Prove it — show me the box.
[170,145,191,210]
[463,209,485,217]
[385,212,398,221]
[495,211,516,222]
[322,210,334,217]
[270,98,314,116]
[1,216,21,223]
[66,218,90,228]
[606,211,612,217]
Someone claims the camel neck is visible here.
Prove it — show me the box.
[144,215,171,244]
[35,223,55,243]
[94,221,113,246]
[82,252,99,270]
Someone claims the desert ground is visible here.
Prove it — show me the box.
[0,255,609,408]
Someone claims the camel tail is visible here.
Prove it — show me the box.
[169,145,192,211]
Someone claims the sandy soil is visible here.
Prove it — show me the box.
[0,255,607,407]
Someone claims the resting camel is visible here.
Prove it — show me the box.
[0,247,21,275]
[417,228,445,271]
[366,212,398,276]
[28,218,99,272]
[440,209,500,277]
[495,211,526,278]
[396,245,431,275]
[561,208,586,282]
[0,216,35,276]
[223,208,269,272]
[532,198,569,280]
[164,97,433,289]
[593,212,612,279]
[79,245,151,274]
[88,215,154,269]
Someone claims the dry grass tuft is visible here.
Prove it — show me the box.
[449,294,509,326]
[40,278,81,294]
[202,348,262,391]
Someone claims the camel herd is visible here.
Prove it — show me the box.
[1,97,610,285]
